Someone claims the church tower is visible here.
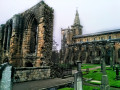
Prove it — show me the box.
[72,10,83,35]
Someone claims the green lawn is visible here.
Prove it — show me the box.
[81,64,100,69]
[73,64,100,70]
[83,67,120,88]
[83,68,102,81]
[58,85,100,90]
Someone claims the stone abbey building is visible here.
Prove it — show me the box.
[61,10,120,65]
[0,1,54,67]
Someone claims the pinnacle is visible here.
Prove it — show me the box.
[74,10,80,26]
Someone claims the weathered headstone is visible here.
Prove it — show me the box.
[86,68,89,74]
[100,58,103,72]
[74,61,83,90]
[116,67,120,80]
[0,63,13,90]
[113,65,115,71]
[110,57,113,68]
[100,59,110,90]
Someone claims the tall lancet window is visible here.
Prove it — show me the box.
[30,19,38,54]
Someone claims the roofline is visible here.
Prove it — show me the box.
[73,29,120,39]
[69,38,120,46]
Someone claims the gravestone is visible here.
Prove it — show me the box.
[74,61,83,90]
[86,68,89,74]
[0,63,13,90]
[100,59,110,90]
[113,65,115,71]
[116,67,120,80]
[110,57,113,68]
[100,58,103,72]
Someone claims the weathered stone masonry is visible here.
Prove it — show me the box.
[13,66,50,82]
[0,1,54,67]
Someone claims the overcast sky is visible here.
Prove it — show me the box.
[1,0,120,50]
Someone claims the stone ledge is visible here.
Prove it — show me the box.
[15,66,50,70]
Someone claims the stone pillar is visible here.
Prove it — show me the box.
[9,15,20,66]
[110,46,114,68]
[71,47,76,65]
[91,44,96,64]
[35,6,53,67]
[22,28,31,56]
[100,59,110,90]
[74,72,77,90]
[78,46,81,61]
[70,47,74,65]
[64,47,69,64]
[113,46,115,67]
[36,17,45,67]
[85,51,88,63]
[100,46,106,72]
[68,47,72,64]
[0,25,4,50]
[0,25,5,64]
[100,45,110,90]
[74,61,83,90]
[6,25,12,52]
[3,26,8,52]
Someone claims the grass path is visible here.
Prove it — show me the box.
[72,66,101,74]
[72,65,110,74]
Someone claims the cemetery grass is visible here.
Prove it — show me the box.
[58,85,100,90]
[81,64,100,69]
[73,64,100,70]
[83,67,120,88]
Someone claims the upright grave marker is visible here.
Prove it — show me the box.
[100,60,110,90]
[0,63,14,90]
[116,65,120,80]
[74,61,83,90]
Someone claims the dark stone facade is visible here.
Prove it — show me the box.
[0,1,54,67]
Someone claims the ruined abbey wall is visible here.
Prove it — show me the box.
[0,1,54,67]
[13,66,50,82]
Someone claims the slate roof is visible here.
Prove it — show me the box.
[73,29,120,39]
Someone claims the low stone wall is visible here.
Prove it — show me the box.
[13,66,50,83]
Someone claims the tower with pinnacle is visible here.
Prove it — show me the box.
[61,9,83,50]
[60,9,83,64]
[72,10,83,36]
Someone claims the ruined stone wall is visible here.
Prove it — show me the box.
[0,1,54,67]
[0,25,5,64]
[13,66,50,82]
[35,3,54,66]
[9,15,23,67]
